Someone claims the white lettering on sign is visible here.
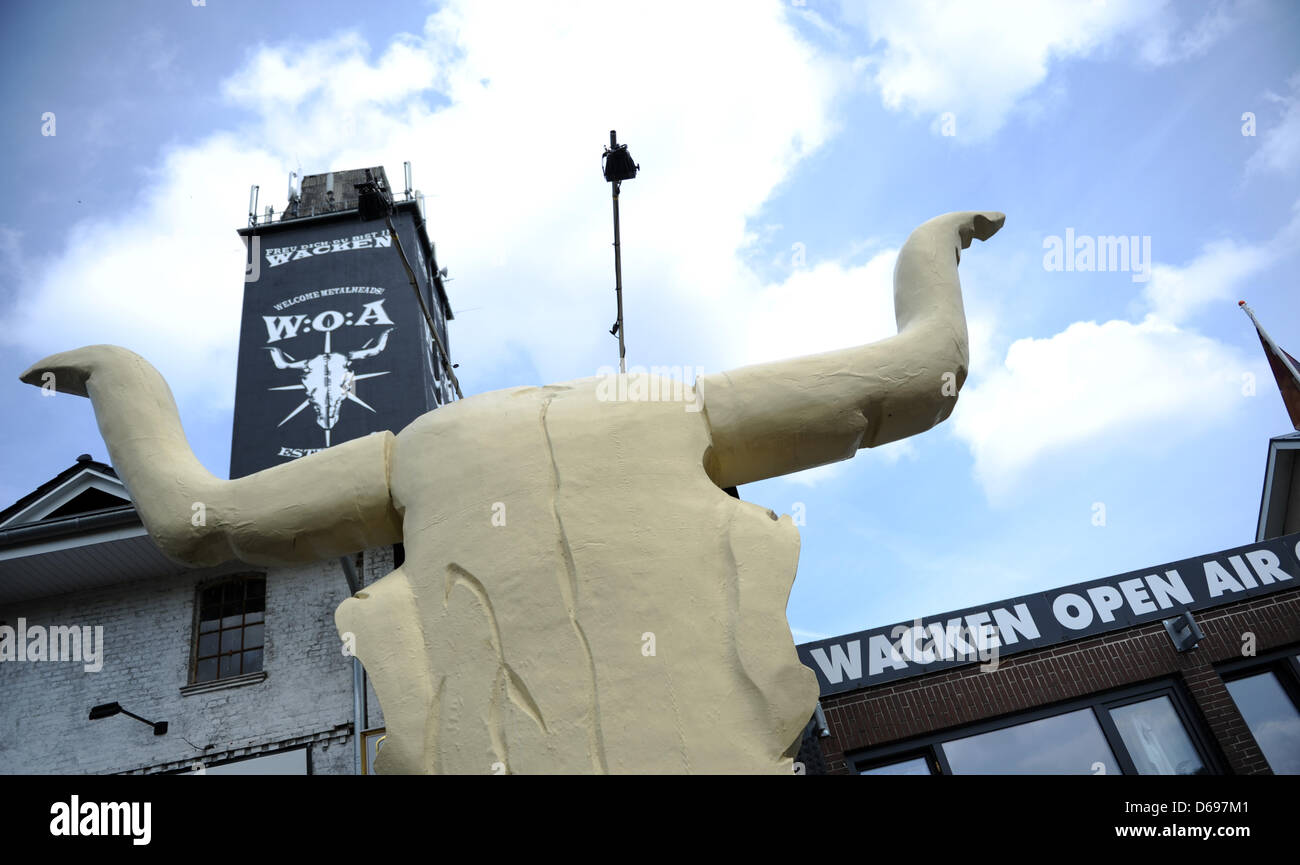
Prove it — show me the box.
[263,299,394,343]
[991,604,1040,644]
[896,625,934,664]
[801,537,1300,694]
[1086,585,1124,623]
[1054,593,1094,630]
[1118,578,1157,616]
[964,611,998,650]
[929,620,978,660]
[809,640,861,685]
[1057,570,1205,631]
[264,314,308,343]
[1244,549,1293,585]
[264,231,391,267]
[868,634,907,676]
[278,447,327,459]
[1146,570,1192,608]
[1203,550,1293,597]
[1205,560,1244,597]
[1228,555,1258,589]
[271,286,386,312]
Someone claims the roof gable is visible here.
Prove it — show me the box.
[0,457,132,528]
[1257,432,1300,541]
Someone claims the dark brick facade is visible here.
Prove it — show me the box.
[813,587,1300,774]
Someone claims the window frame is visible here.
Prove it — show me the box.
[167,746,311,775]
[1217,642,1300,694]
[1216,642,1300,773]
[849,678,1224,775]
[857,750,942,776]
[189,573,267,685]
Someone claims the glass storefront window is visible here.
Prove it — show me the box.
[1109,695,1207,775]
[850,680,1224,776]
[860,756,932,775]
[1225,671,1300,775]
[942,708,1116,774]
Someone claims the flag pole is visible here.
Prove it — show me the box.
[1239,300,1300,385]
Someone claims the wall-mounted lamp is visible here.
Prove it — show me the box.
[1162,611,1204,653]
[88,702,168,736]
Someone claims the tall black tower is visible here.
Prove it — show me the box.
[230,165,454,478]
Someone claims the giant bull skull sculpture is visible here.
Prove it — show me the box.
[266,327,393,444]
[20,211,1003,774]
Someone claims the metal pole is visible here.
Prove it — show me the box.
[1242,301,1300,385]
[339,555,365,775]
[384,212,463,399]
[611,137,627,371]
[352,657,365,774]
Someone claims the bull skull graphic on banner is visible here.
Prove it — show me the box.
[266,327,393,446]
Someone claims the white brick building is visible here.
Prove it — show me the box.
[0,454,388,774]
[0,165,452,776]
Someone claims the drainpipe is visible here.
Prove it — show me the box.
[339,555,365,775]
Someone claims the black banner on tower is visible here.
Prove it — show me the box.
[230,207,444,478]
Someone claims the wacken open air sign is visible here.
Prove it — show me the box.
[230,211,443,478]
[797,531,1300,696]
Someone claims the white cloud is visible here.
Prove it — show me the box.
[0,228,23,279]
[1137,2,1239,66]
[1246,72,1300,178]
[840,0,1224,140]
[0,137,283,412]
[1142,203,1300,323]
[953,316,1257,502]
[953,203,1298,501]
[1143,240,1274,324]
[738,253,898,366]
[2,1,848,411]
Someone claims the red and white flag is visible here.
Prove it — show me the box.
[1240,300,1300,430]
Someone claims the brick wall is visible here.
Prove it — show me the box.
[816,587,1300,774]
[0,555,360,774]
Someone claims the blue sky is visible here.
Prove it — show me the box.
[1,0,1298,643]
